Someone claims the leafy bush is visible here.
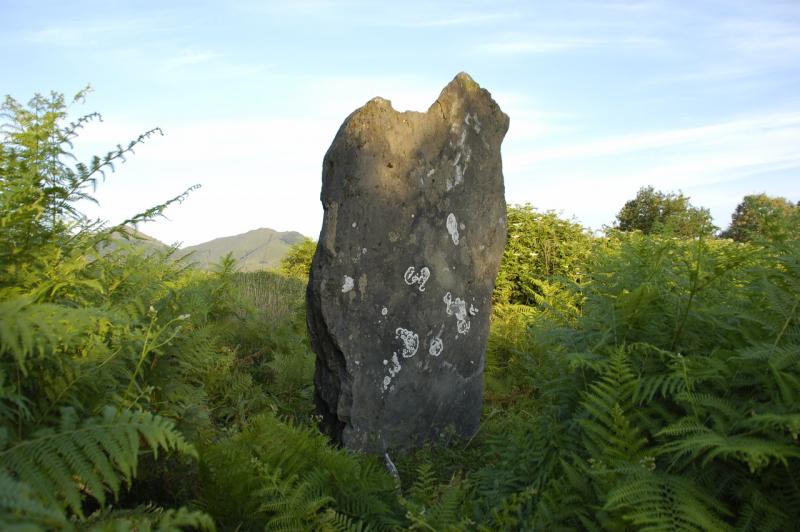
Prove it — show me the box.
[279,237,317,280]
[615,185,715,237]
[494,204,592,308]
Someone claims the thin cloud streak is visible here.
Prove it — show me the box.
[409,12,513,28]
[509,113,800,165]
[477,35,663,55]
[165,50,222,68]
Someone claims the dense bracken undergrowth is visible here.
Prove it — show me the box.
[1,90,798,531]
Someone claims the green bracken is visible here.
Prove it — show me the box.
[1,89,797,531]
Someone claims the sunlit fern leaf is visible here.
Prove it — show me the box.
[0,293,99,373]
[605,471,732,531]
[0,407,196,517]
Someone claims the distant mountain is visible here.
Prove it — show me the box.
[100,226,170,255]
[180,228,307,272]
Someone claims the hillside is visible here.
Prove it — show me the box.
[180,227,307,271]
[99,226,171,255]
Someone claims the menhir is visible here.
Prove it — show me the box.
[306,72,509,452]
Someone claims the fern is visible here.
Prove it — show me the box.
[657,425,800,472]
[0,406,196,517]
[260,469,335,531]
[0,469,68,528]
[605,471,732,531]
[84,504,215,532]
[200,414,403,530]
[402,467,472,531]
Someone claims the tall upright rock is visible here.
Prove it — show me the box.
[307,72,509,452]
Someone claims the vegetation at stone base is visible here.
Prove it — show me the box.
[2,89,798,531]
[615,185,716,237]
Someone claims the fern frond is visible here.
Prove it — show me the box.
[407,463,437,506]
[0,293,98,373]
[605,471,732,531]
[84,504,215,532]
[402,472,471,532]
[657,425,800,472]
[739,413,800,440]
[634,372,686,404]
[1,407,196,516]
[260,471,334,531]
[0,469,68,528]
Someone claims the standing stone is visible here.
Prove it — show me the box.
[307,72,509,452]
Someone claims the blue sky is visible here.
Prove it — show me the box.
[3,0,799,245]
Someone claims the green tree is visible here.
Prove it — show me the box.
[614,186,714,237]
[721,193,799,243]
[279,237,317,280]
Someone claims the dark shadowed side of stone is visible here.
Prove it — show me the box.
[306,72,509,452]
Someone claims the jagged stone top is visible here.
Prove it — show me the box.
[358,72,508,128]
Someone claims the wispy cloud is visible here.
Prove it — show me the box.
[509,113,800,164]
[165,50,222,68]
[502,110,800,229]
[25,15,174,47]
[410,12,513,28]
[27,25,110,47]
[478,38,598,54]
[722,19,800,55]
[477,35,662,55]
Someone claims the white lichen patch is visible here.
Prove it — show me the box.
[446,125,472,191]
[443,292,471,335]
[341,275,354,293]
[452,129,472,189]
[469,304,479,316]
[403,266,431,292]
[429,335,444,357]
[389,353,401,376]
[382,353,403,391]
[465,112,482,133]
[395,328,419,358]
[352,222,357,228]
[446,213,460,245]
[381,307,388,316]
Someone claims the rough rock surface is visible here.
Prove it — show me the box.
[307,72,509,452]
